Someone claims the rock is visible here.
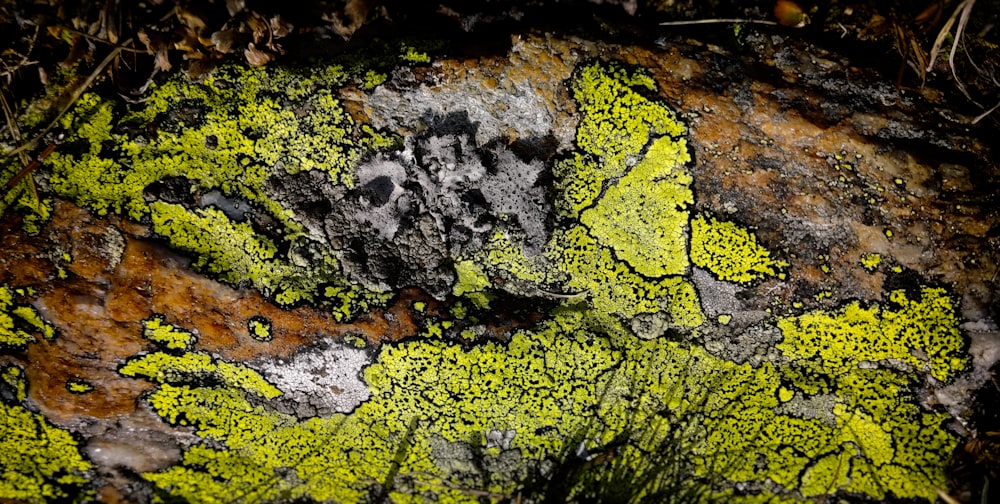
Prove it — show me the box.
[1,29,997,503]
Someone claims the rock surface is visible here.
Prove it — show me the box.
[1,29,998,503]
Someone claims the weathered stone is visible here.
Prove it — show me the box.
[1,29,997,503]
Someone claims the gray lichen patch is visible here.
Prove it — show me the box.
[692,267,770,330]
[703,323,784,368]
[313,112,554,298]
[367,65,568,149]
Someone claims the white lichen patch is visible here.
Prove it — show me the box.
[254,339,372,417]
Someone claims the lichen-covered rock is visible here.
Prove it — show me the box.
[1,30,997,503]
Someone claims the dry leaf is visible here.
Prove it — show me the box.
[244,43,272,66]
[173,26,200,52]
[177,7,207,34]
[270,15,292,39]
[137,29,152,49]
[226,0,246,17]
[247,13,269,44]
[187,58,217,80]
[61,34,90,68]
[210,29,242,53]
[330,0,372,39]
[154,48,172,72]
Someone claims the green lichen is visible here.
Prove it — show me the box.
[1,365,93,503]
[127,310,623,502]
[1,285,55,348]
[41,61,399,313]
[470,61,705,335]
[11,306,56,341]
[143,314,195,350]
[570,62,684,172]
[580,136,692,278]
[149,201,363,307]
[550,224,703,331]
[552,63,685,220]
[120,350,282,404]
[777,286,968,382]
[127,294,960,502]
[248,316,272,342]
[690,214,787,284]
[400,45,431,63]
[1,155,51,236]
[41,55,969,503]
[362,70,388,90]
[452,260,493,309]
[19,196,52,236]
[1,364,27,402]
[452,260,490,297]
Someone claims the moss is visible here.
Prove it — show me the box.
[247,316,272,342]
[143,314,195,350]
[690,214,787,284]
[1,285,55,348]
[0,365,93,503]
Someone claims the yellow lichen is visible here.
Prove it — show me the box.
[143,315,195,350]
[1,285,55,347]
[1,365,93,502]
[247,316,272,342]
[690,214,787,284]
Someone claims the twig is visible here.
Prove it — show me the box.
[3,7,177,161]
[4,142,59,191]
[0,25,41,83]
[972,99,1000,124]
[660,18,778,26]
[925,0,977,101]
[48,25,147,53]
[3,42,125,160]
[935,488,962,504]
[1,88,40,205]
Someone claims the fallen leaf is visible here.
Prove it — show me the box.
[226,0,246,17]
[247,12,269,44]
[775,0,809,28]
[244,42,272,66]
[270,14,293,39]
[210,29,243,53]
